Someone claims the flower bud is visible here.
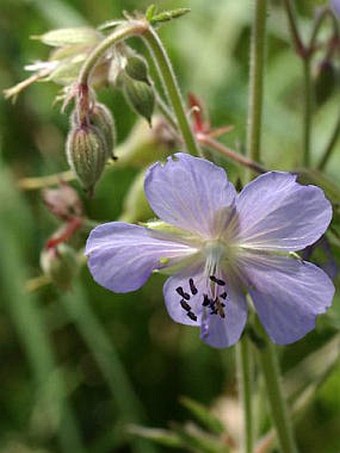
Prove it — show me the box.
[42,183,83,221]
[40,244,79,290]
[66,124,108,195]
[31,27,101,47]
[314,60,337,107]
[125,56,150,85]
[89,103,116,159]
[123,77,155,125]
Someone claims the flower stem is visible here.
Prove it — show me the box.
[317,114,340,170]
[237,337,254,453]
[303,57,312,167]
[255,321,298,453]
[246,0,267,180]
[197,134,267,174]
[281,0,305,57]
[237,2,268,451]
[142,27,201,156]
[78,21,149,85]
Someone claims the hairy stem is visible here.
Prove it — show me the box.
[246,0,267,180]
[78,21,149,85]
[197,134,267,174]
[143,27,201,156]
[303,57,312,167]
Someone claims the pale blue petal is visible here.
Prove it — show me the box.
[236,172,332,251]
[144,153,236,237]
[163,268,248,348]
[86,222,197,293]
[163,264,206,326]
[200,280,248,348]
[241,253,335,344]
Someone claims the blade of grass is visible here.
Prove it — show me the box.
[0,169,84,452]
[60,282,158,453]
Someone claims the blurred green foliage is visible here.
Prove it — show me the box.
[0,0,339,452]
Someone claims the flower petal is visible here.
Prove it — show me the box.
[86,222,197,293]
[242,254,335,344]
[163,264,206,326]
[163,268,248,348]
[200,280,248,348]
[144,153,236,237]
[236,172,332,251]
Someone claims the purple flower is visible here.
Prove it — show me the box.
[86,153,334,348]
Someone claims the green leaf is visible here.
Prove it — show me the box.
[284,334,340,406]
[128,425,183,448]
[179,397,225,435]
[171,423,225,453]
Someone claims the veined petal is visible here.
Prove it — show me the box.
[163,267,248,348]
[85,222,198,293]
[235,172,332,251]
[241,253,335,344]
[144,153,236,237]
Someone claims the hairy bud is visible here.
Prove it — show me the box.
[89,103,116,159]
[66,124,108,195]
[123,77,155,125]
[125,56,150,85]
[40,244,79,290]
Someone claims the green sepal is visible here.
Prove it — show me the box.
[148,8,191,26]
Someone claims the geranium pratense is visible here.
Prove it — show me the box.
[85,153,334,348]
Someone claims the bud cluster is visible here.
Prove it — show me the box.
[108,46,155,125]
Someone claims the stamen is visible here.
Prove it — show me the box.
[187,311,197,322]
[220,292,227,300]
[180,299,191,312]
[176,286,190,300]
[206,296,226,318]
[188,278,198,295]
[202,294,211,306]
[209,275,226,286]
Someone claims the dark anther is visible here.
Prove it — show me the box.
[187,311,197,322]
[209,275,226,286]
[176,286,190,300]
[220,292,227,300]
[202,294,211,306]
[180,299,191,312]
[189,278,198,295]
